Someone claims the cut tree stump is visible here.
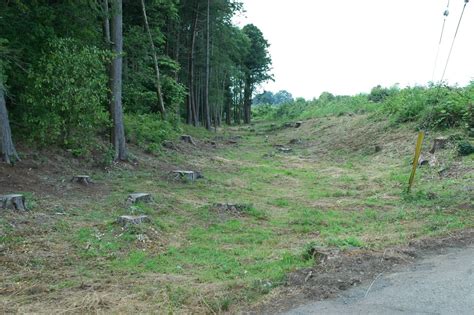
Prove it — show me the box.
[71,175,93,186]
[172,170,203,181]
[180,135,196,146]
[430,137,448,154]
[0,194,27,211]
[162,141,177,150]
[278,147,293,153]
[418,154,437,167]
[117,215,150,227]
[127,193,153,205]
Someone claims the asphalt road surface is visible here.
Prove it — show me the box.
[285,246,474,315]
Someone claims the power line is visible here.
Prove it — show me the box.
[440,0,470,83]
[431,0,451,82]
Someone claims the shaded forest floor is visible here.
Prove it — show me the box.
[1,114,473,314]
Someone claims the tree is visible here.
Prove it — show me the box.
[253,90,274,105]
[0,82,19,164]
[273,90,293,105]
[242,24,272,123]
[0,39,19,164]
[110,0,127,160]
[203,0,211,130]
[140,0,166,118]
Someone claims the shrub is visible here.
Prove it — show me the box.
[124,113,179,153]
[380,84,473,130]
[458,140,474,156]
[22,38,110,150]
[368,85,394,103]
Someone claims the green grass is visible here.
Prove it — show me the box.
[1,114,473,313]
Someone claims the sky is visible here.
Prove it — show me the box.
[234,0,474,99]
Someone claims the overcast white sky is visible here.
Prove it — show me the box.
[234,0,474,99]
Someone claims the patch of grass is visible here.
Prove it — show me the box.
[327,236,365,248]
[2,114,473,313]
[271,198,290,207]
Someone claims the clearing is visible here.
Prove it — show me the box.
[1,114,473,313]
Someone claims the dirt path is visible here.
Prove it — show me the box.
[284,245,474,314]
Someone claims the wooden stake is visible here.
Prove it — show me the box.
[408,132,425,193]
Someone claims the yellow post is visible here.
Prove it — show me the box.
[408,131,425,193]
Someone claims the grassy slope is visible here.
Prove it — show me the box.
[1,114,473,313]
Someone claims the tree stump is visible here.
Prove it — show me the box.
[278,147,293,153]
[180,135,196,146]
[429,137,448,154]
[71,175,93,186]
[289,139,302,145]
[127,193,153,205]
[162,141,177,150]
[117,215,150,227]
[172,170,203,181]
[418,154,437,167]
[0,194,27,211]
[295,121,303,128]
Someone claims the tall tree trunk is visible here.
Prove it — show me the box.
[225,77,231,125]
[203,0,211,130]
[110,0,127,161]
[140,0,166,118]
[188,5,199,126]
[174,21,180,81]
[102,0,111,44]
[102,0,115,145]
[243,78,252,124]
[0,85,19,164]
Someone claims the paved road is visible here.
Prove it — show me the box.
[285,246,474,315]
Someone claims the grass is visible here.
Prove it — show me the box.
[1,114,473,313]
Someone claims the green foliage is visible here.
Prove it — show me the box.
[380,84,473,129]
[368,85,394,103]
[0,38,10,85]
[253,90,293,105]
[125,113,179,153]
[242,24,272,85]
[22,38,110,151]
[254,83,473,132]
[457,140,474,156]
[254,93,374,122]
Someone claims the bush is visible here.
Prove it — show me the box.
[125,113,179,153]
[22,38,110,150]
[380,84,473,129]
[368,85,394,103]
[458,140,474,156]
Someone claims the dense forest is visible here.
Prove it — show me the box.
[0,0,272,163]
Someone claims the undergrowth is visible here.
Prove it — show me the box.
[254,82,474,132]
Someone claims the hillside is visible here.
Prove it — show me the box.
[1,114,472,313]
